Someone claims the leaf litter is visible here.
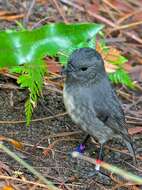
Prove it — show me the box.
[0,0,142,189]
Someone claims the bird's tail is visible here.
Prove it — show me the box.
[124,138,137,165]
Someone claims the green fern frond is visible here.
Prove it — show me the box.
[11,60,46,126]
[108,69,134,88]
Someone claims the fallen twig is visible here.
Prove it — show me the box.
[0,112,67,124]
[72,152,142,184]
[0,143,61,190]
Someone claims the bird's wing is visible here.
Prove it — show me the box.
[92,88,130,141]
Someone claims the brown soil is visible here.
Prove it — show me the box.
[0,1,142,190]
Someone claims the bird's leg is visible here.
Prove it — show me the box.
[95,143,104,171]
[75,134,90,153]
[82,134,90,145]
[98,143,104,161]
[88,143,110,178]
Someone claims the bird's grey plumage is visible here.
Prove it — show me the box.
[63,47,136,163]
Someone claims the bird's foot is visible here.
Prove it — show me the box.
[88,159,110,180]
[95,159,102,171]
[74,144,85,154]
[87,169,110,180]
[66,144,85,159]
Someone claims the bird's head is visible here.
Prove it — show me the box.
[62,48,106,85]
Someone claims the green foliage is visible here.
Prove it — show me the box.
[3,23,103,125]
[0,23,134,125]
[25,98,33,127]
[58,37,96,65]
[10,60,46,126]
[0,23,103,68]
[98,37,133,88]
[109,55,128,65]
[108,69,134,88]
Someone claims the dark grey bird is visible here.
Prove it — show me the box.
[63,47,136,164]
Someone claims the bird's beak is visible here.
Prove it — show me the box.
[61,64,76,76]
[61,66,68,76]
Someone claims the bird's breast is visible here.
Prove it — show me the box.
[63,85,82,125]
[63,86,75,113]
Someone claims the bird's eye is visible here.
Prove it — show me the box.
[80,67,88,71]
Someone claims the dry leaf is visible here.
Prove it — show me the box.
[0,136,23,150]
[2,186,14,190]
[96,43,119,72]
[9,139,23,150]
[0,68,9,74]
[104,61,118,73]
[0,136,7,141]
[96,42,121,62]
[43,144,54,157]
[45,58,61,73]
[105,48,121,63]
[128,127,142,135]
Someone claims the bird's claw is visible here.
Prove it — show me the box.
[74,144,85,153]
